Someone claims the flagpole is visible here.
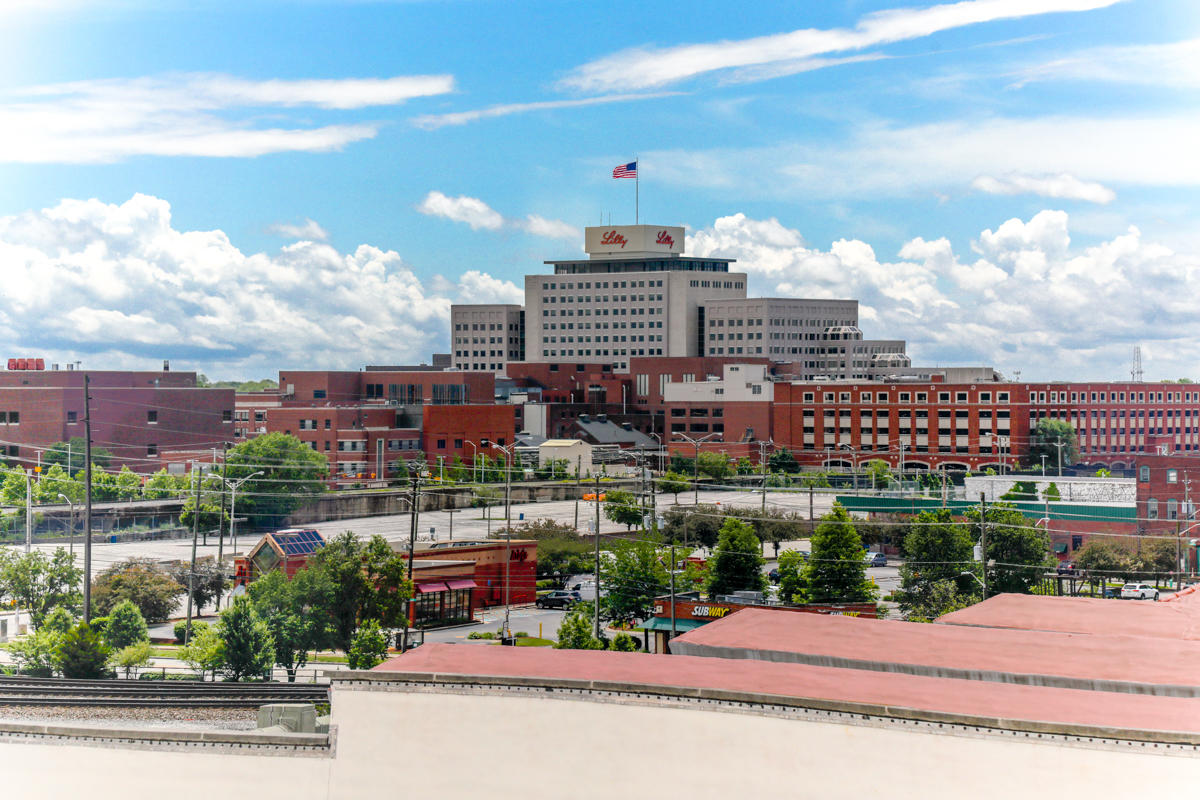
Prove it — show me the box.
[635,155,639,224]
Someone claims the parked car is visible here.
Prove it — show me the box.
[536,590,582,609]
[768,568,780,584]
[1120,583,1159,601]
[864,552,887,567]
[1056,561,1079,576]
[1103,587,1121,599]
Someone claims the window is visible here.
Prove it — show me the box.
[1168,469,1178,484]
[1140,466,1150,482]
[222,410,232,423]
[313,389,326,399]
[147,410,158,424]
[147,444,157,456]
[436,439,446,449]
[67,411,77,424]
[1147,498,1159,519]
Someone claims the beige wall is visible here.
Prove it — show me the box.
[0,730,330,800]
[327,684,1197,800]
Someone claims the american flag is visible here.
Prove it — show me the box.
[612,161,637,179]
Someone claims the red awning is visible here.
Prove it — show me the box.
[445,579,478,590]
[416,581,449,594]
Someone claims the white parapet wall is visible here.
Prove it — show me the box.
[964,475,1135,503]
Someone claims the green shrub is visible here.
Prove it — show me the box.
[610,633,640,652]
[174,619,209,644]
[105,600,149,650]
[138,671,203,681]
[347,620,389,670]
[56,622,111,679]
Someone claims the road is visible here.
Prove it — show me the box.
[10,487,842,568]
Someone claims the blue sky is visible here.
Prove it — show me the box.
[0,0,1197,380]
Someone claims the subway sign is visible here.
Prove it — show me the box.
[691,605,731,619]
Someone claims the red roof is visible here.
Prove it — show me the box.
[373,643,1200,735]
[937,592,1200,640]
[669,607,1200,689]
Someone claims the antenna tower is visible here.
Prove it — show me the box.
[1132,346,1143,382]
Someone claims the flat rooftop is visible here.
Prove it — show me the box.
[668,607,1200,691]
[937,592,1200,640]
[372,643,1200,738]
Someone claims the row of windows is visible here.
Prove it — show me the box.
[540,279,663,290]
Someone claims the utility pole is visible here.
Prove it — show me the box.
[215,444,228,610]
[24,470,32,553]
[669,542,677,648]
[674,431,721,506]
[403,466,422,652]
[185,460,200,644]
[979,492,989,600]
[82,374,93,624]
[594,472,602,641]
[758,439,773,515]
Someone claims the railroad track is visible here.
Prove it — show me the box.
[0,676,328,707]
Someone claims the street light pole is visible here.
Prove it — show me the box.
[57,494,75,558]
[758,439,774,515]
[674,432,721,506]
[222,470,263,607]
[487,441,517,638]
[465,440,478,484]
[1053,441,1066,477]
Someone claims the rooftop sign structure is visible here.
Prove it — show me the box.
[584,225,685,258]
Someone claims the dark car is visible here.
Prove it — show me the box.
[1056,561,1079,576]
[536,590,582,609]
[768,568,780,584]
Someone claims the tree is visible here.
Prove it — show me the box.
[92,558,184,622]
[305,531,411,652]
[32,464,83,505]
[56,622,111,679]
[610,632,640,652]
[768,448,799,474]
[0,469,27,505]
[801,504,877,604]
[735,457,754,476]
[1028,418,1079,470]
[706,518,767,597]
[898,511,978,617]
[1000,481,1038,501]
[44,437,112,472]
[111,641,153,678]
[554,602,605,650]
[347,620,389,670]
[217,595,275,681]
[494,518,592,581]
[798,472,831,489]
[903,579,974,623]
[696,451,732,482]
[1074,539,1133,583]
[660,505,724,550]
[964,504,1052,594]
[224,433,328,526]
[179,496,228,534]
[114,466,143,501]
[776,549,807,604]
[170,560,227,615]
[144,468,185,500]
[90,467,121,502]
[0,548,83,629]
[655,471,690,503]
[105,599,149,650]
[1042,482,1062,502]
[10,629,60,676]
[179,625,224,680]
[248,567,335,682]
[863,459,893,488]
[600,538,669,626]
[603,489,643,531]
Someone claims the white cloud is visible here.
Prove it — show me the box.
[416,191,580,240]
[410,92,679,130]
[559,0,1121,92]
[1010,38,1200,89]
[644,111,1200,200]
[267,219,330,241]
[0,194,527,377]
[689,210,1200,380]
[0,72,455,163]
[417,191,505,230]
[972,173,1116,204]
[453,271,524,305]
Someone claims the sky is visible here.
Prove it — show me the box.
[0,0,1197,381]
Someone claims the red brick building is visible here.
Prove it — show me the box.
[0,365,233,472]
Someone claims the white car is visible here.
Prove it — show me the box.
[1120,583,1159,601]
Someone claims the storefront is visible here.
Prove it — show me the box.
[639,593,880,653]
[411,578,478,628]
